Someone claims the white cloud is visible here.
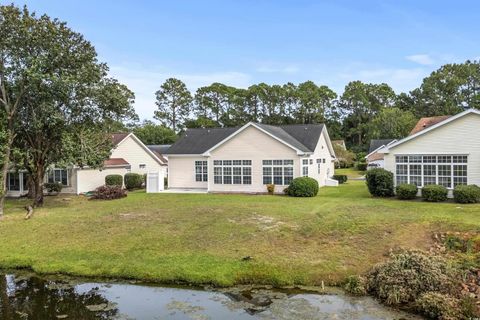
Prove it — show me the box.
[109,65,252,120]
[406,54,435,65]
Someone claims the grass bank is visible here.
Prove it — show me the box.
[334,167,366,179]
[1,181,479,287]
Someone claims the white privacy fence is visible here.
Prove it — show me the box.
[146,171,165,193]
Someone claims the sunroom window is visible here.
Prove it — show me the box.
[395,155,467,189]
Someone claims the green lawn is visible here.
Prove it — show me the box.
[0,181,479,287]
[335,167,366,179]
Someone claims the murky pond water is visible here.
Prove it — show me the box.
[0,273,421,319]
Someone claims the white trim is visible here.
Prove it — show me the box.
[383,109,480,152]
[201,122,310,156]
[322,126,337,159]
[116,133,167,166]
[365,140,398,159]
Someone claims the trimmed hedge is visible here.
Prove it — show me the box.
[453,184,480,204]
[286,177,319,197]
[124,173,143,190]
[365,168,394,197]
[396,183,418,200]
[105,174,123,186]
[332,175,348,184]
[422,184,448,202]
[92,185,127,200]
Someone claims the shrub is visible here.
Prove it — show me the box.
[366,250,458,306]
[356,162,367,171]
[422,184,448,202]
[415,292,461,320]
[365,168,394,197]
[332,175,348,184]
[266,184,275,194]
[396,183,418,200]
[105,174,123,186]
[44,182,63,194]
[124,173,143,190]
[453,184,480,204]
[344,275,366,296]
[91,185,127,200]
[286,177,319,197]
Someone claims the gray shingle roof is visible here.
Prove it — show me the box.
[164,127,240,154]
[368,139,396,154]
[164,123,325,155]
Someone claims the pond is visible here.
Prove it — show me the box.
[0,273,422,319]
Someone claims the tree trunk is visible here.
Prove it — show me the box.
[32,164,45,207]
[0,129,14,218]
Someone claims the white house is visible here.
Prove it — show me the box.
[164,122,338,193]
[365,139,397,169]
[379,108,480,194]
[6,133,167,196]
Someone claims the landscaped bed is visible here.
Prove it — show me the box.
[0,181,479,287]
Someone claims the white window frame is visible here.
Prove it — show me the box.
[395,154,468,189]
[213,160,251,185]
[262,160,294,185]
[302,159,309,177]
[194,160,208,182]
[47,168,69,186]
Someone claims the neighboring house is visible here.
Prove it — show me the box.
[379,108,480,195]
[365,139,397,169]
[164,122,338,193]
[6,133,167,197]
[332,140,346,150]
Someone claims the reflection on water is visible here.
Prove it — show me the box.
[0,273,422,319]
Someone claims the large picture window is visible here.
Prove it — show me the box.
[213,160,251,185]
[262,160,294,185]
[195,161,208,182]
[47,168,69,186]
[395,155,467,189]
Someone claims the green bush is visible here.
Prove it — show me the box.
[415,292,461,320]
[396,183,418,200]
[92,185,127,200]
[422,184,448,202]
[344,275,366,296]
[286,177,319,197]
[366,251,457,306]
[44,182,63,194]
[124,173,143,190]
[365,168,394,197]
[332,175,348,184]
[105,174,123,186]
[356,162,367,171]
[453,184,480,204]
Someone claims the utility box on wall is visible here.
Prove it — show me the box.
[146,171,164,193]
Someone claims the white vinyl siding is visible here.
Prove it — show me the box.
[384,112,480,194]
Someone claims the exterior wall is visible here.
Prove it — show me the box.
[111,135,165,175]
[367,159,384,169]
[384,113,480,187]
[167,156,208,189]
[208,126,300,193]
[76,167,129,194]
[302,129,335,187]
[6,169,77,197]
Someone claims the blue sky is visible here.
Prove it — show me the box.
[15,0,480,120]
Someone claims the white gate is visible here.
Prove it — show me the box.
[146,171,164,193]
